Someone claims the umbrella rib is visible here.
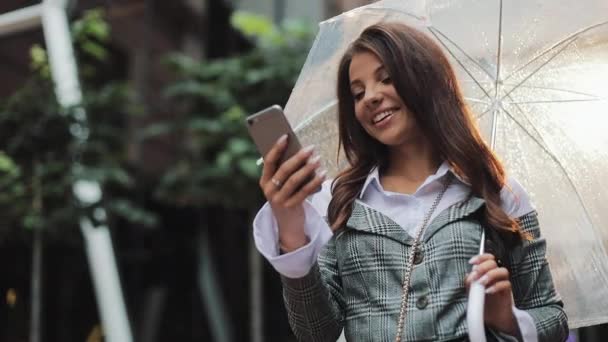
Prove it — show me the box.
[465,97,491,104]
[507,99,604,104]
[499,105,598,233]
[503,20,608,83]
[469,81,603,100]
[428,27,497,81]
[494,0,504,96]
[293,100,337,132]
[428,27,493,100]
[502,84,603,100]
[501,97,560,162]
[323,6,426,24]
[499,37,578,102]
[475,107,493,120]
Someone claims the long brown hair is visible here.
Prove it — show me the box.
[327,22,525,243]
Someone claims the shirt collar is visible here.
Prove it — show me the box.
[359,160,466,199]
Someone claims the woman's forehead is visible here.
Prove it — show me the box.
[349,51,385,83]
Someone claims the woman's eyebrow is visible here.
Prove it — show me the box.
[350,65,386,87]
[350,79,362,88]
[374,65,386,76]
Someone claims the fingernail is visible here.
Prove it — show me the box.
[308,155,321,164]
[485,287,495,294]
[277,134,288,144]
[479,275,489,285]
[303,145,315,153]
[469,256,479,264]
[469,271,478,281]
[472,265,479,272]
[318,169,328,179]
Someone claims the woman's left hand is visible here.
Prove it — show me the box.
[465,253,521,337]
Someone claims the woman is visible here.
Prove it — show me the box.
[253,22,568,341]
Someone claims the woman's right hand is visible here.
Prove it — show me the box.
[259,134,327,253]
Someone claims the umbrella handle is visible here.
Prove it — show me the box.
[467,281,487,342]
[467,231,487,342]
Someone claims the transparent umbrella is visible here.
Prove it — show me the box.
[284,0,608,329]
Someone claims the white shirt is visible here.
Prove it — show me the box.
[253,161,538,341]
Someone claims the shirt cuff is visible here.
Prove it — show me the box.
[252,200,333,278]
[513,306,538,342]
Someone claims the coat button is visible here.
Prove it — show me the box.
[413,250,424,265]
[416,295,429,309]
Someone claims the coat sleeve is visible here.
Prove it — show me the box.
[280,234,345,341]
[508,211,569,342]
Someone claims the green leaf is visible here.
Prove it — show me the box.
[106,199,159,228]
[81,41,108,61]
[222,106,245,122]
[0,152,19,175]
[216,151,232,170]
[30,45,47,67]
[164,81,235,108]
[187,118,223,133]
[230,12,277,40]
[227,138,251,155]
[238,158,260,178]
[23,214,44,230]
[29,44,51,79]
[137,122,176,140]
[164,54,202,75]
[72,9,110,42]
[85,17,110,41]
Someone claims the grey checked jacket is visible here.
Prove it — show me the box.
[281,196,568,341]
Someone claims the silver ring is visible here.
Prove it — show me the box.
[271,178,282,188]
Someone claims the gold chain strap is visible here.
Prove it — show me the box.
[395,174,452,342]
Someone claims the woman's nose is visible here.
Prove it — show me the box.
[364,89,382,108]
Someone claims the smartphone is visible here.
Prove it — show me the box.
[246,105,302,165]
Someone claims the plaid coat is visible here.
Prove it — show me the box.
[281,196,568,341]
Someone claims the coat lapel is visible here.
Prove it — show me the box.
[423,195,486,242]
[345,196,486,245]
[346,200,414,245]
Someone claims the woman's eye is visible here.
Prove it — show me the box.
[354,92,364,101]
[381,76,392,84]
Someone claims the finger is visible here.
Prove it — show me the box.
[477,267,509,287]
[276,155,322,202]
[485,280,512,295]
[284,169,328,208]
[272,145,316,189]
[468,253,495,265]
[260,134,289,185]
[466,258,498,283]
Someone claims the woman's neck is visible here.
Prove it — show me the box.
[380,139,441,194]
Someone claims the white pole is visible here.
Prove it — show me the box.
[0,4,42,37]
[41,0,82,108]
[81,218,134,342]
[40,1,134,341]
[0,2,133,341]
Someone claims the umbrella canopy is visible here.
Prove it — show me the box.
[284,0,608,328]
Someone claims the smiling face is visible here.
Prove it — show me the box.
[348,51,422,148]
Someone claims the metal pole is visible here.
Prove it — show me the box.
[273,0,285,25]
[250,227,263,342]
[0,2,133,341]
[0,4,43,37]
[40,1,134,341]
[30,229,43,342]
[198,228,233,342]
[30,169,43,342]
[490,0,504,150]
